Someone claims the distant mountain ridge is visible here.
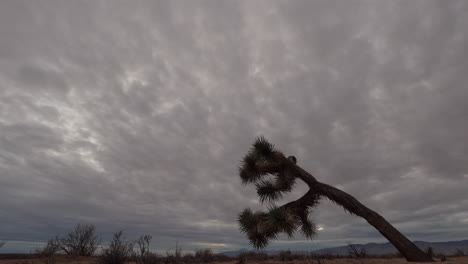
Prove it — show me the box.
[220,240,468,257]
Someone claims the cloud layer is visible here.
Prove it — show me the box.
[1,0,468,253]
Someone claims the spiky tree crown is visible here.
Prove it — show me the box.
[238,137,319,249]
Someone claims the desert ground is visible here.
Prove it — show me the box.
[2,256,468,264]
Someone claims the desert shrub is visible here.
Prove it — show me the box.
[99,231,134,264]
[454,248,465,257]
[34,238,61,264]
[237,254,246,264]
[194,248,214,263]
[238,252,268,263]
[57,223,100,256]
[308,253,341,260]
[347,244,367,259]
[135,235,160,264]
[213,254,233,262]
[425,247,434,258]
[279,250,292,261]
[164,242,183,264]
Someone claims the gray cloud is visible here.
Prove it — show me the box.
[1,0,468,253]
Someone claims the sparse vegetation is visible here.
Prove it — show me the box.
[164,242,182,264]
[426,246,434,258]
[347,244,368,259]
[237,137,434,262]
[135,235,160,264]
[34,238,61,264]
[455,248,466,256]
[99,231,134,264]
[56,223,100,256]
[6,221,468,264]
[279,250,293,261]
[194,248,214,263]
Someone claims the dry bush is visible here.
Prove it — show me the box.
[455,248,466,257]
[308,253,342,260]
[57,223,100,256]
[347,244,368,259]
[194,248,214,263]
[34,238,61,264]
[238,252,268,263]
[213,254,233,262]
[425,247,434,258]
[135,235,160,264]
[237,254,246,264]
[164,242,183,264]
[182,253,196,264]
[99,231,134,264]
[279,250,293,261]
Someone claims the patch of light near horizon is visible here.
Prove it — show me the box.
[0,240,46,254]
[193,219,237,230]
[191,242,230,249]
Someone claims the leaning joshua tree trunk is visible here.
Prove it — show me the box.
[237,137,434,262]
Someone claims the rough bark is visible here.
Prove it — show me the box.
[293,165,434,262]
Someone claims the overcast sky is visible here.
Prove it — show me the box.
[1,0,468,254]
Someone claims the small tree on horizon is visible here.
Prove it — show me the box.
[58,223,100,256]
[99,231,134,264]
[237,137,434,262]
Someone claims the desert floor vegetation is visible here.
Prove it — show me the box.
[1,256,468,264]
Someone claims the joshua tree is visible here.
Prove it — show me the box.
[237,137,434,262]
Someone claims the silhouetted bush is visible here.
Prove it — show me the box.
[237,252,268,263]
[440,255,447,262]
[135,235,160,264]
[279,250,292,261]
[34,238,61,264]
[237,254,246,264]
[194,248,214,263]
[57,223,100,256]
[164,242,183,264]
[99,231,134,264]
[455,248,465,256]
[425,246,434,258]
[347,244,368,259]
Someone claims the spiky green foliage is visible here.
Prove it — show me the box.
[238,205,316,248]
[252,136,277,161]
[256,180,283,203]
[275,170,296,191]
[238,209,273,248]
[238,208,257,234]
[298,210,317,239]
[239,152,261,184]
[265,206,298,238]
[238,137,320,249]
[240,137,297,199]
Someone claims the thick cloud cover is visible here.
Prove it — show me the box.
[1,0,468,253]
